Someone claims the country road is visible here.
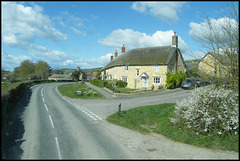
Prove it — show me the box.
[1,82,238,159]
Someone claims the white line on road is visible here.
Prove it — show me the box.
[48,115,54,128]
[76,106,101,121]
[55,137,62,159]
[60,93,101,121]
[42,97,45,103]
[44,104,49,111]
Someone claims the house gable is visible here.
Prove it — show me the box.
[198,52,230,77]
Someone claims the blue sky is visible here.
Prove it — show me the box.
[1,1,238,71]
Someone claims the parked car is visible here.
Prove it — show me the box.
[195,78,211,87]
[181,78,198,90]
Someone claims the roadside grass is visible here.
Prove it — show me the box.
[58,82,105,99]
[110,86,164,94]
[1,82,22,97]
[114,87,138,93]
[106,103,238,152]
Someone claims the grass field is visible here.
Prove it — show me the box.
[58,82,105,99]
[106,103,238,152]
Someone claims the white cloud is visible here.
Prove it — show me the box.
[98,29,196,61]
[2,50,31,71]
[28,44,68,62]
[27,44,111,69]
[189,17,238,44]
[98,29,186,50]
[70,27,87,36]
[2,2,67,48]
[131,2,185,23]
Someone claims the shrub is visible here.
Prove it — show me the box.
[166,71,186,89]
[170,86,239,136]
[117,80,127,88]
[89,79,107,88]
[166,72,175,89]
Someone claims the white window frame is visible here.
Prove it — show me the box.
[125,65,128,71]
[153,77,160,84]
[122,76,128,82]
[155,65,159,72]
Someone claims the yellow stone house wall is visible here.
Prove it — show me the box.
[102,65,168,90]
[101,50,186,90]
[198,54,228,78]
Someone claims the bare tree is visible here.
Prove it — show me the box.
[191,2,239,90]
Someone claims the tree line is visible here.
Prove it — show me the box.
[13,59,51,81]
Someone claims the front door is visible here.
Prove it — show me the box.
[142,76,148,88]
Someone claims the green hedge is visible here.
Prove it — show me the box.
[90,79,107,88]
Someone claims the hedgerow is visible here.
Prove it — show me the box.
[170,86,239,136]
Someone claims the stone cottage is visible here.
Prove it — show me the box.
[198,52,230,78]
[101,32,186,90]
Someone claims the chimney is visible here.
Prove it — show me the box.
[77,66,80,71]
[122,44,125,53]
[110,55,113,61]
[172,32,178,48]
[114,50,118,57]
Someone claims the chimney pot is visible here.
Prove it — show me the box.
[114,50,118,57]
[110,55,113,61]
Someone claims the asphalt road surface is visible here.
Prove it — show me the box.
[1,82,238,159]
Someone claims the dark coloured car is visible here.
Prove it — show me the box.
[181,79,198,90]
[195,78,211,87]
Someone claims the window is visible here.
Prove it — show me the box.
[125,65,128,71]
[155,65,159,72]
[170,65,174,73]
[136,69,139,76]
[122,76,127,82]
[153,77,160,84]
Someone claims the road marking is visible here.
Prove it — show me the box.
[76,106,101,121]
[55,137,62,159]
[48,115,54,128]
[44,104,49,111]
[60,94,101,121]
[42,97,45,103]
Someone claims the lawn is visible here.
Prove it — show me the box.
[58,82,105,99]
[106,103,238,152]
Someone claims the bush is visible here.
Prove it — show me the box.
[166,71,186,89]
[116,80,127,88]
[166,72,175,89]
[170,86,239,136]
[89,79,107,88]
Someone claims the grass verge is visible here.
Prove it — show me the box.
[58,82,105,99]
[106,103,238,152]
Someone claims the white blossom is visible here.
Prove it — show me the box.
[170,86,239,136]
